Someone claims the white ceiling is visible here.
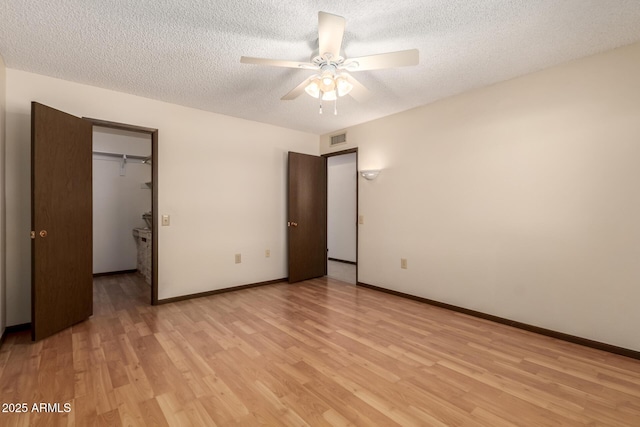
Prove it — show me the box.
[2,1,640,135]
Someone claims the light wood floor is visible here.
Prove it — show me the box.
[327,260,356,284]
[1,274,639,426]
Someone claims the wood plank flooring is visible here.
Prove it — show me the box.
[1,273,639,426]
[327,261,356,285]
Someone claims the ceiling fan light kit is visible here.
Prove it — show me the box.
[240,11,419,115]
[305,74,352,99]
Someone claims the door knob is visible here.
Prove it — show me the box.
[39,230,48,238]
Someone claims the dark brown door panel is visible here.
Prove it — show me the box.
[31,102,93,340]
[288,152,327,283]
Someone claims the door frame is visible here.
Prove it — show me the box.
[84,117,159,305]
[322,148,358,284]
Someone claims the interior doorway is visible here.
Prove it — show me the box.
[86,118,159,305]
[325,149,358,284]
[286,148,358,285]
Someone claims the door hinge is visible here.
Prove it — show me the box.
[30,231,36,239]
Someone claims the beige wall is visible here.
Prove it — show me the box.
[0,54,6,335]
[5,70,318,325]
[321,42,640,351]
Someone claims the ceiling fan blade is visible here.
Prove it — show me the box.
[281,78,312,100]
[345,74,372,102]
[318,12,345,59]
[241,56,316,69]
[342,49,419,71]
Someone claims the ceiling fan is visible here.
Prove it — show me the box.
[240,11,419,114]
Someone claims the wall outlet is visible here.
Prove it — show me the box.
[235,253,241,264]
[401,258,408,269]
[265,249,270,258]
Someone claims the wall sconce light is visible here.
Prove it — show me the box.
[360,170,380,180]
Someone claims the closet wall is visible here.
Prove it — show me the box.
[93,127,151,274]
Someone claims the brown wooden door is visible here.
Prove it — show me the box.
[288,152,327,283]
[31,102,93,341]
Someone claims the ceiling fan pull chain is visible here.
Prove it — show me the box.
[319,94,323,114]
[334,97,338,115]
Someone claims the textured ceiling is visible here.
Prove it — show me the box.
[2,1,640,135]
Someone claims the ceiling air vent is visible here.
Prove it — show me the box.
[330,133,347,146]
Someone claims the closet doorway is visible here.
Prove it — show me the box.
[88,118,159,305]
[30,103,159,341]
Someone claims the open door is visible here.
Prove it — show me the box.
[31,102,93,340]
[288,152,327,283]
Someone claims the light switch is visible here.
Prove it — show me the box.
[161,215,170,226]
[358,215,364,225]
[401,258,408,269]
[235,254,242,264]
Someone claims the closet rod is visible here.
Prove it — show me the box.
[92,151,149,161]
